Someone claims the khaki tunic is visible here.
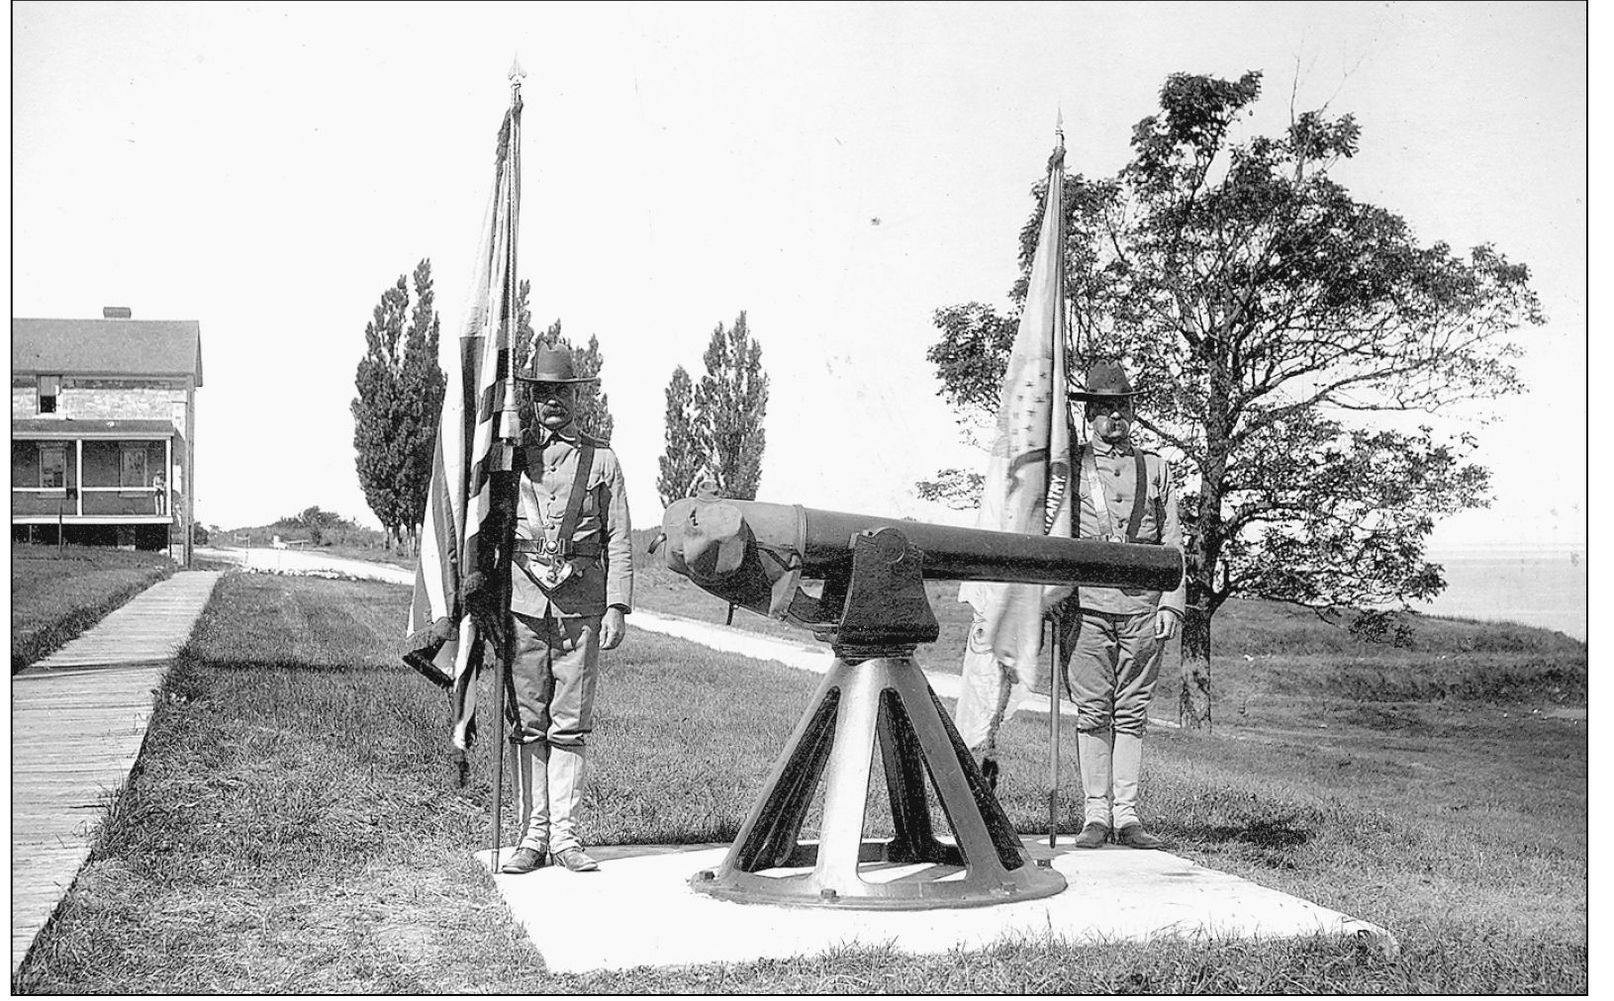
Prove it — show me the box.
[510,427,634,619]
[1072,440,1186,617]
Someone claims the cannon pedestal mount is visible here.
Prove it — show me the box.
[689,527,1065,909]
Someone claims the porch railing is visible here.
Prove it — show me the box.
[11,486,172,518]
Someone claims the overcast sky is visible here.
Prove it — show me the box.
[10,1,1588,551]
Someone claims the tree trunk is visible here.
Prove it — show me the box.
[1181,366,1228,731]
[1178,600,1213,730]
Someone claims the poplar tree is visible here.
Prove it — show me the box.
[657,365,703,506]
[694,311,769,500]
[352,259,444,552]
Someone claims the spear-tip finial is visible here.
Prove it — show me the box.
[508,55,527,85]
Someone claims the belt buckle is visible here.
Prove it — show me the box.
[534,537,573,592]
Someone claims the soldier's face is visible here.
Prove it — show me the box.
[530,383,576,430]
[1085,399,1133,445]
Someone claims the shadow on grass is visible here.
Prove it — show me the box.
[1175,816,1316,851]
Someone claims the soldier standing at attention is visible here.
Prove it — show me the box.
[499,344,633,874]
[1062,360,1185,850]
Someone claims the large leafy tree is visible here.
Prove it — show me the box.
[657,365,704,506]
[694,311,769,500]
[512,280,616,442]
[352,259,444,553]
[925,72,1542,727]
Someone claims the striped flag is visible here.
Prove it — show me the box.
[954,141,1072,751]
[403,103,523,750]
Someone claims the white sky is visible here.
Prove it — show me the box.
[9,1,1589,551]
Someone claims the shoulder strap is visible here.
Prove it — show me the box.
[556,444,596,556]
[1072,442,1084,537]
[1125,450,1148,542]
[1080,444,1119,542]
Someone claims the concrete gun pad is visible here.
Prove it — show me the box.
[481,838,1394,973]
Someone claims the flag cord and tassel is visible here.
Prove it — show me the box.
[489,61,526,865]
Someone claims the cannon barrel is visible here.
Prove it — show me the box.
[660,495,1183,627]
[787,506,1181,590]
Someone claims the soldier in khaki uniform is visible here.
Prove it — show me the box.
[1062,360,1185,850]
[500,345,634,875]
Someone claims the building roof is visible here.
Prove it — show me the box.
[12,418,177,440]
[12,318,203,386]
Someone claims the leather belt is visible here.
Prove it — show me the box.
[514,539,603,560]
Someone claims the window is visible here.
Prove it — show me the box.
[38,375,60,414]
[39,446,66,489]
[120,447,149,491]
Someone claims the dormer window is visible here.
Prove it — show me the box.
[37,375,60,414]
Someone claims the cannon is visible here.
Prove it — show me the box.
[659,489,1183,910]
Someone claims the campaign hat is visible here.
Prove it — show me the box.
[1071,359,1139,401]
[515,343,599,384]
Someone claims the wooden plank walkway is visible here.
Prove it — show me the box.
[11,571,222,976]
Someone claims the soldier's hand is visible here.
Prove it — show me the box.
[1155,609,1181,641]
[601,607,627,651]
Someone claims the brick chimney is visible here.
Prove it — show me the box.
[102,306,132,319]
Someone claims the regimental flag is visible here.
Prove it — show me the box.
[954,141,1072,751]
[404,102,523,749]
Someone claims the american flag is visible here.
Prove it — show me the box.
[403,101,523,750]
[953,140,1072,751]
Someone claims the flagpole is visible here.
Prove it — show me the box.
[1046,115,1066,851]
[489,61,526,866]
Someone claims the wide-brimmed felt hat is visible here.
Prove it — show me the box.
[515,343,599,384]
[1071,359,1138,401]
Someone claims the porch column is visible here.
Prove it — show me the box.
[75,439,83,517]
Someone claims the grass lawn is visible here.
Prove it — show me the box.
[15,571,1586,992]
[10,544,176,672]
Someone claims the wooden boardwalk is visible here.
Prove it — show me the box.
[11,571,222,976]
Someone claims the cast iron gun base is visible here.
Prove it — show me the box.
[687,528,1065,909]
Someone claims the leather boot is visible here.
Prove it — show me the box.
[512,741,550,853]
[1076,728,1114,829]
[548,743,590,855]
[1111,730,1144,832]
[1112,731,1164,848]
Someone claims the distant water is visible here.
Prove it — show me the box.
[1415,550,1587,641]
